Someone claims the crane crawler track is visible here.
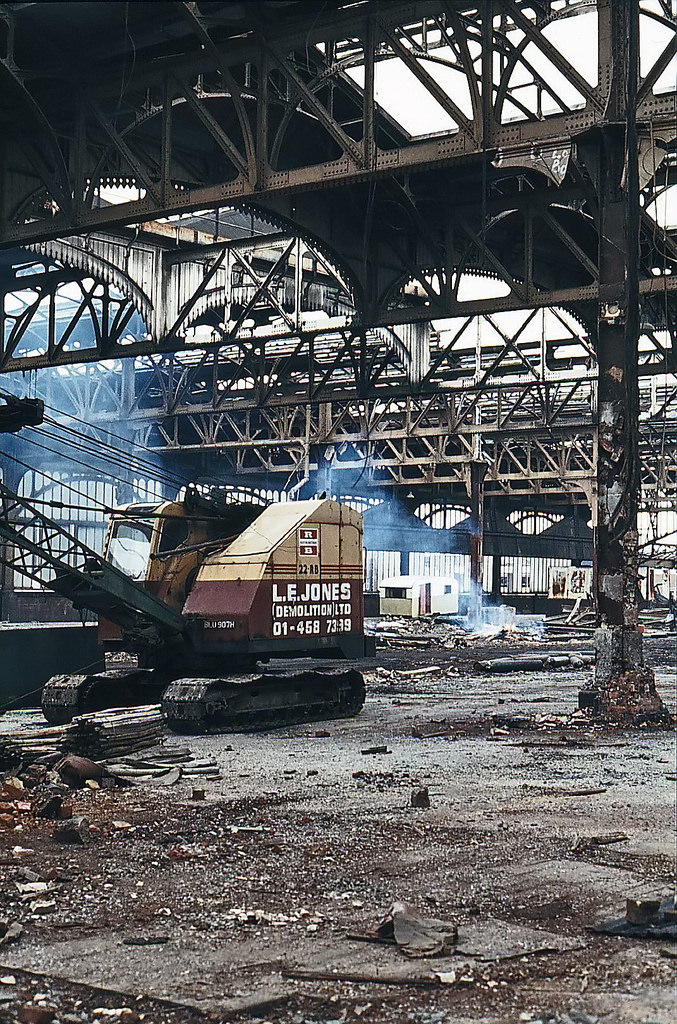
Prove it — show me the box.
[162,669,366,734]
[41,669,162,724]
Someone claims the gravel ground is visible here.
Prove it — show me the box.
[0,633,675,1024]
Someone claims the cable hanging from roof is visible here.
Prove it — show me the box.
[0,447,117,514]
[0,386,191,491]
[38,419,188,493]
[0,440,238,522]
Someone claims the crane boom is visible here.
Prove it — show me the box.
[0,480,184,640]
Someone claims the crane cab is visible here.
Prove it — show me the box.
[103,502,210,613]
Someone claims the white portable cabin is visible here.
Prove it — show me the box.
[378,575,459,617]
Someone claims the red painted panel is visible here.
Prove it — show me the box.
[98,617,123,642]
[183,579,259,642]
[184,578,363,649]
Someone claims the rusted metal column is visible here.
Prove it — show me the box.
[588,0,667,723]
[594,117,643,685]
[594,0,641,688]
[469,461,487,616]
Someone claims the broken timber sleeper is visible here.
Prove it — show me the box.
[475,654,594,673]
[283,969,442,988]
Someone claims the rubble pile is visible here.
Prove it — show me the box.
[0,745,220,829]
[367,614,588,649]
[0,714,219,844]
[223,906,325,929]
[543,607,595,630]
[1,706,166,768]
[366,617,468,649]
[640,605,677,635]
[0,759,97,835]
[0,747,219,822]
[0,775,31,829]
[536,605,675,645]
[407,701,666,742]
[589,669,675,728]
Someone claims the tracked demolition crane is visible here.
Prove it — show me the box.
[0,478,369,733]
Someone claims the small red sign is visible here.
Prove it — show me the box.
[298,526,319,557]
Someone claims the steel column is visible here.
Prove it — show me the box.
[468,460,487,616]
[593,0,641,687]
[591,1,667,723]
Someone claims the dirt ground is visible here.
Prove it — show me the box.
[0,632,675,1024]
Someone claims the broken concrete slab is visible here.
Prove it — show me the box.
[455,920,585,961]
[500,858,648,899]
[375,901,457,957]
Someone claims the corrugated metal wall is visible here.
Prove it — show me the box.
[499,556,570,594]
[410,551,493,588]
[364,550,401,591]
[364,549,572,595]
